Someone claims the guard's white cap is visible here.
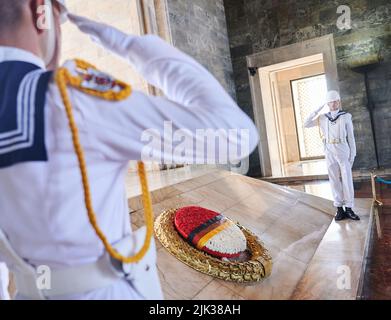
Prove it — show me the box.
[54,0,68,23]
[325,90,341,103]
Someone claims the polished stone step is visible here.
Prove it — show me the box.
[128,169,372,300]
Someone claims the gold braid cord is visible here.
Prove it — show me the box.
[155,208,273,283]
[63,59,132,100]
[55,60,154,264]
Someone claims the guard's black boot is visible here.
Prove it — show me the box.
[345,207,360,221]
[335,207,346,221]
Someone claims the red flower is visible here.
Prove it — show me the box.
[174,206,246,259]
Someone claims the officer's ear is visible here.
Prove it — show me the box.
[29,0,49,34]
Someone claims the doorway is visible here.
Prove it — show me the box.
[257,54,328,177]
[247,34,339,177]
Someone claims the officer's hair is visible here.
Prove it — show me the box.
[0,0,27,30]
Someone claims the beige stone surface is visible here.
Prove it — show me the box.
[156,248,212,300]
[192,281,245,300]
[292,198,372,300]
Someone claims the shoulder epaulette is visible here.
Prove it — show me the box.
[325,110,348,123]
[57,59,131,101]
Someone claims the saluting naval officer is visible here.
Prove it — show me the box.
[0,0,259,300]
[305,90,359,222]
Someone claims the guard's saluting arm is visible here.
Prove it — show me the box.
[304,104,325,128]
[65,14,259,163]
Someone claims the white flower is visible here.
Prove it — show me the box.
[204,222,247,254]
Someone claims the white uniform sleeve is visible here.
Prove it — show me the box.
[304,105,325,128]
[0,262,10,300]
[58,35,259,163]
[346,114,356,160]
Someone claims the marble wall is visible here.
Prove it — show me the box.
[166,0,236,99]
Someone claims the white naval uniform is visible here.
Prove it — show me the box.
[305,107,356,208]
[0,34,259,300]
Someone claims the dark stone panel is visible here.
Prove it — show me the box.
[248,148,263,177]
[167,0,237,99]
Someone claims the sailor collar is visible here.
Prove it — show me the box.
[325,110,347,123]
[0,59,52,168]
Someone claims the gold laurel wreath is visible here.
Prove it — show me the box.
[155,208,273,283]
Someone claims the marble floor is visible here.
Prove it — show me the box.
[2,167,382,300]
[286,180,334,202]
[261,159,329,183]
[281,159,328,178]
[284,179,391,299]
[128,168,372,300]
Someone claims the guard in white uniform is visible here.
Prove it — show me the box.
[0,1,259,300]
[305,90,360,221]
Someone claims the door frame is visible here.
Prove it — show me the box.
[247,34,339,177]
